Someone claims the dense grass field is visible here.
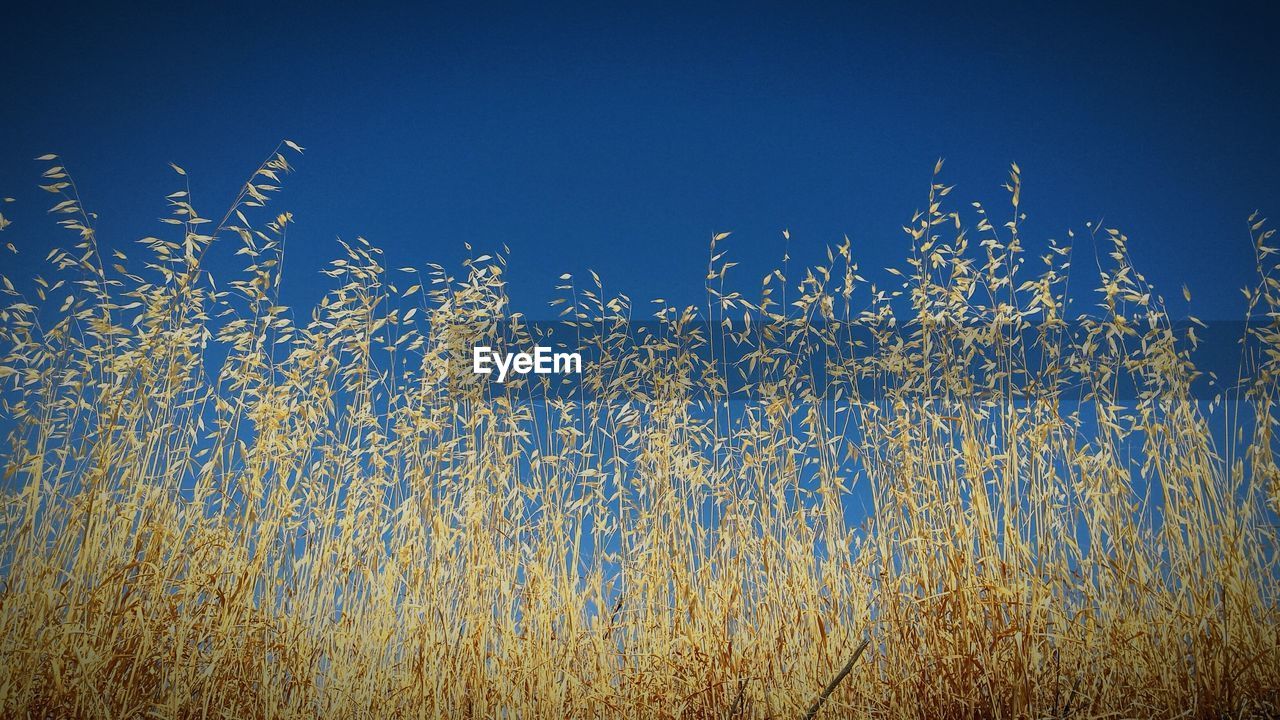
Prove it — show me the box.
[1,147,1277,718]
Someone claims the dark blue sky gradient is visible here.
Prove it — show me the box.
[2,2,1277,319]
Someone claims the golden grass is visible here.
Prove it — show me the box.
[0,148,1277,718]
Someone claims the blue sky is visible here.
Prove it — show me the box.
[2,1,1277,320]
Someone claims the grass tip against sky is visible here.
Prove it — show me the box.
[1,2,1278,319]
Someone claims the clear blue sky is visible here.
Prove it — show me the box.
[2,1,1276,319]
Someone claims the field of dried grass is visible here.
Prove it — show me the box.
[1,147,1277,718]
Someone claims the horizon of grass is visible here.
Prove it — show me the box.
[0,145,1278,718]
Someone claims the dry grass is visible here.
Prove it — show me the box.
[0,148,1277,718]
